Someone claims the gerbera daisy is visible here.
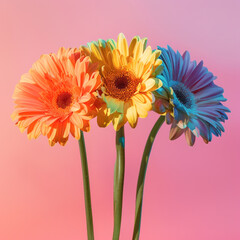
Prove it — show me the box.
[82,33,163,131]
[12,47,101,146]
[153,46,230,146]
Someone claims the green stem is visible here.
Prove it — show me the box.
[113,126,125,240]
[78,130,94,240]
[132,116,165,240]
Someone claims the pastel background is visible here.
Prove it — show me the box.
[0,0,239,239]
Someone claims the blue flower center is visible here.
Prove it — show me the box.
[171,82,195,109]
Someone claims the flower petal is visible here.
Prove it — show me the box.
[185,128,196,146]
[141,78,162,92]
[125,102,138,128]
[117,33,129,57]
[169,122,184,140]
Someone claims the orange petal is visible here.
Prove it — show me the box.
[70,113,83,129]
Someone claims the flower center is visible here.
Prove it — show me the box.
[56,92,72,109]
[171,82,195,109]
[114,76,129,89]
[103,70,139,101]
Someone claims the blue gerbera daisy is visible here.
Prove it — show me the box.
[153,46,230,146]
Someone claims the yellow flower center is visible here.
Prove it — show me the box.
[56,92,73,109]
[103,70,139,101]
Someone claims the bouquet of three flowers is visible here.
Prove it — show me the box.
[12,33,229,240]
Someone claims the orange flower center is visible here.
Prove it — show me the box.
[103,70,139,101]
[56,92,73,109]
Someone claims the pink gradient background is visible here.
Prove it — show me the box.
[0,0,239,239]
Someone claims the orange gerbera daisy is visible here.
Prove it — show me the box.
[12,47,101,146]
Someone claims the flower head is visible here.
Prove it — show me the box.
[12,47,101,146]
[153,46,230,146]
[82,33,163,131]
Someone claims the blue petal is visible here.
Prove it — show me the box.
[154,45,230,144]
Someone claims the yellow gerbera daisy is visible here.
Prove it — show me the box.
[82,33,163,131]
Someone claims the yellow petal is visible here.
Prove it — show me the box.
[126,57,137,74]
[133,41,143,61]
[142,53,156,73]
[141,38,148,51]
[107,39,117,51]
[132,93,147,103]
[112,49,121,69]
[139,46,152,64]
[81,46,91,57]
[129,36,139,57]
[120,55,127,66]
[141,68,152,82]
[141,78,162,92]
[140,78,156,92]
[90,43,103,62]
[153,49,161,59]
[132,93,152,118]
[135,62,144,79]
[97,105,112,128]
[97,40,111,65]
[152,61,163,77]
[112,113,126,131]
[125,101,138,128]
[117,33,129,57]
[134,101,149,118]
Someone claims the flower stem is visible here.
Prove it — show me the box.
[132,116,165,240]
[113,126,125,240]
[78,130,94,240]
